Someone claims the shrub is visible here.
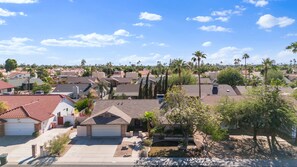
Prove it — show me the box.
[64,121,71,127]
[75,98,89,111]
[32,131,40,138]
[47,134,70,156]
[217,68,244,87]
[143,139,153,147]
[139,148,148,157]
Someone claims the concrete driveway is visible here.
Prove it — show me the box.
[56,137,122,164]
[0,127,71,165]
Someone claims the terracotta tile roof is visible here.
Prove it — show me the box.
[0,80,15,89]
[0,95,67,122]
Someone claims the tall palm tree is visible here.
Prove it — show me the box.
[262,58,275,86]
[97,80,108,99]
[234,58,241,67]
[242,53,250,81]
[171,59,185,88]
[286,42,297,53]
[192,51,206,97]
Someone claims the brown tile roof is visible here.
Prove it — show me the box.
[66,77,97,84]
[0,95,69,122]
[182,84,237,97]
[111,77,132,84]
[92,100,161,118]
[81,106,131,125]
[0,80,15,89]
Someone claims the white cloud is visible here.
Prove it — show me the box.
[0,19,5,25]
[139,12,162,21]
[202,41,212,47]
[136,35,144,39]
[119,53,171,65]
[211,5,246,17]
[277,50,295,58]
[142,42,168,47]
[245,0,269,7]
[0,8,26,17]
[113,29,130,37]
[286,33,297,37]
[0,37,46,55]
[187,16,213,22]
[199,25,231,32]
[0,0,37,3]
[256,14,295,29]
[41,30,129,47]
[133,22,152,27]
[209,46,253,64]
[215,17,229,22]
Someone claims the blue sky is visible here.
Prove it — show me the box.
[0,0,296,65]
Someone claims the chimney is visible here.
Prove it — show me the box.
[212,83,218,95]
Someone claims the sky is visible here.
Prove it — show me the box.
[0,0,296,66]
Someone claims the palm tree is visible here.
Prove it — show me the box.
[234,58,241,67]
[286,42,297,53]
[97,80,108,99]
[242,53,250,81]
[293,59,296,68]
[262,58,275,86]
[171,59,185,88]
[192,51,206,97]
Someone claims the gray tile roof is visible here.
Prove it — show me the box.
[65,77,97,84]
[91,99,161,118]
[8,78,44,87]
[182,84,237,97]
[53,84,91,95]
[81,106,131,125]
[114,84,139,96]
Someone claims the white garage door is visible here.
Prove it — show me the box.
[5,122,34,136]
[92,125,121,137]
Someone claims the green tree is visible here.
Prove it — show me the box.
[262,58,275,86]
[266,69,284,85]
[192,51,206,97]
[165,86,225,151]
[170,59,186,87]
[217,68,244,87]
[168,70,197,86]
[138,79,143,99]
[142,111,157,137]
[97,80,108,99]
[32,84,52,94]
[5,59,18,72]
[81,59,86,67]
[286,42,297,53]
[242,53,250,81]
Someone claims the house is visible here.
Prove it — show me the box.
[103,77,132,87]
[195,77,212,85]
[7,71,30,80]
[51,83,92,99]
[205,71,219,81]
[7,78,44,90]
[92,71,106,79]
[64,77,98,84]
[0,80,15,95]
[111,71,125,78]
[0,95,75,136]
[182,84,237,97]
[138,69,150,78]
[125,72,139,81]
[77,100,161,137]
[136,77,157,85]
[114,84,139,98]
[236,86,294,96]
[287,74,297,82]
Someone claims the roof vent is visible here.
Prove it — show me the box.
[226,89,230,92]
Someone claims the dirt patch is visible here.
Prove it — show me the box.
[114,141,133,157]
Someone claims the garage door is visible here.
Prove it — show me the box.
[92,125,121,137]
[5,122,34,136]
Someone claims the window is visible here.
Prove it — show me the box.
[7,88,12,92]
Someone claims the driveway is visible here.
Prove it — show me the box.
[0,127,71,165]
[55,135,143,165]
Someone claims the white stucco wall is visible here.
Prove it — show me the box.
[0,88,14,95]
[42,98,75,132]
[77,126,87,136]
[5,118,38,123]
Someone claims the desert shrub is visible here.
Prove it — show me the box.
[139,148,148,157]
[47,134,70,155]
[143,139,153,147]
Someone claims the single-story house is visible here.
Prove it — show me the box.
[8,78,44,90]
[125,72,139,81]
[182,84,237,97]
[92,71,106,79]
[64,77,98,84]
[111,71,125,78]
[77,99,161,137]
[0,80,15,95]
[0,95,75,136]
[195,77,212,85]
[114,84,139,98]
[236,86,294,96]
[51,83,92,99]
[7,72,30,80]
[103,77,132,87]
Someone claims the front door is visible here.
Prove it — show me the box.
[58,117,64,125]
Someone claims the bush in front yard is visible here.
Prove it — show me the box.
[64,121,71,127]
[32,131,40,138]
[47,134,70,156]
[143,139,152,147]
